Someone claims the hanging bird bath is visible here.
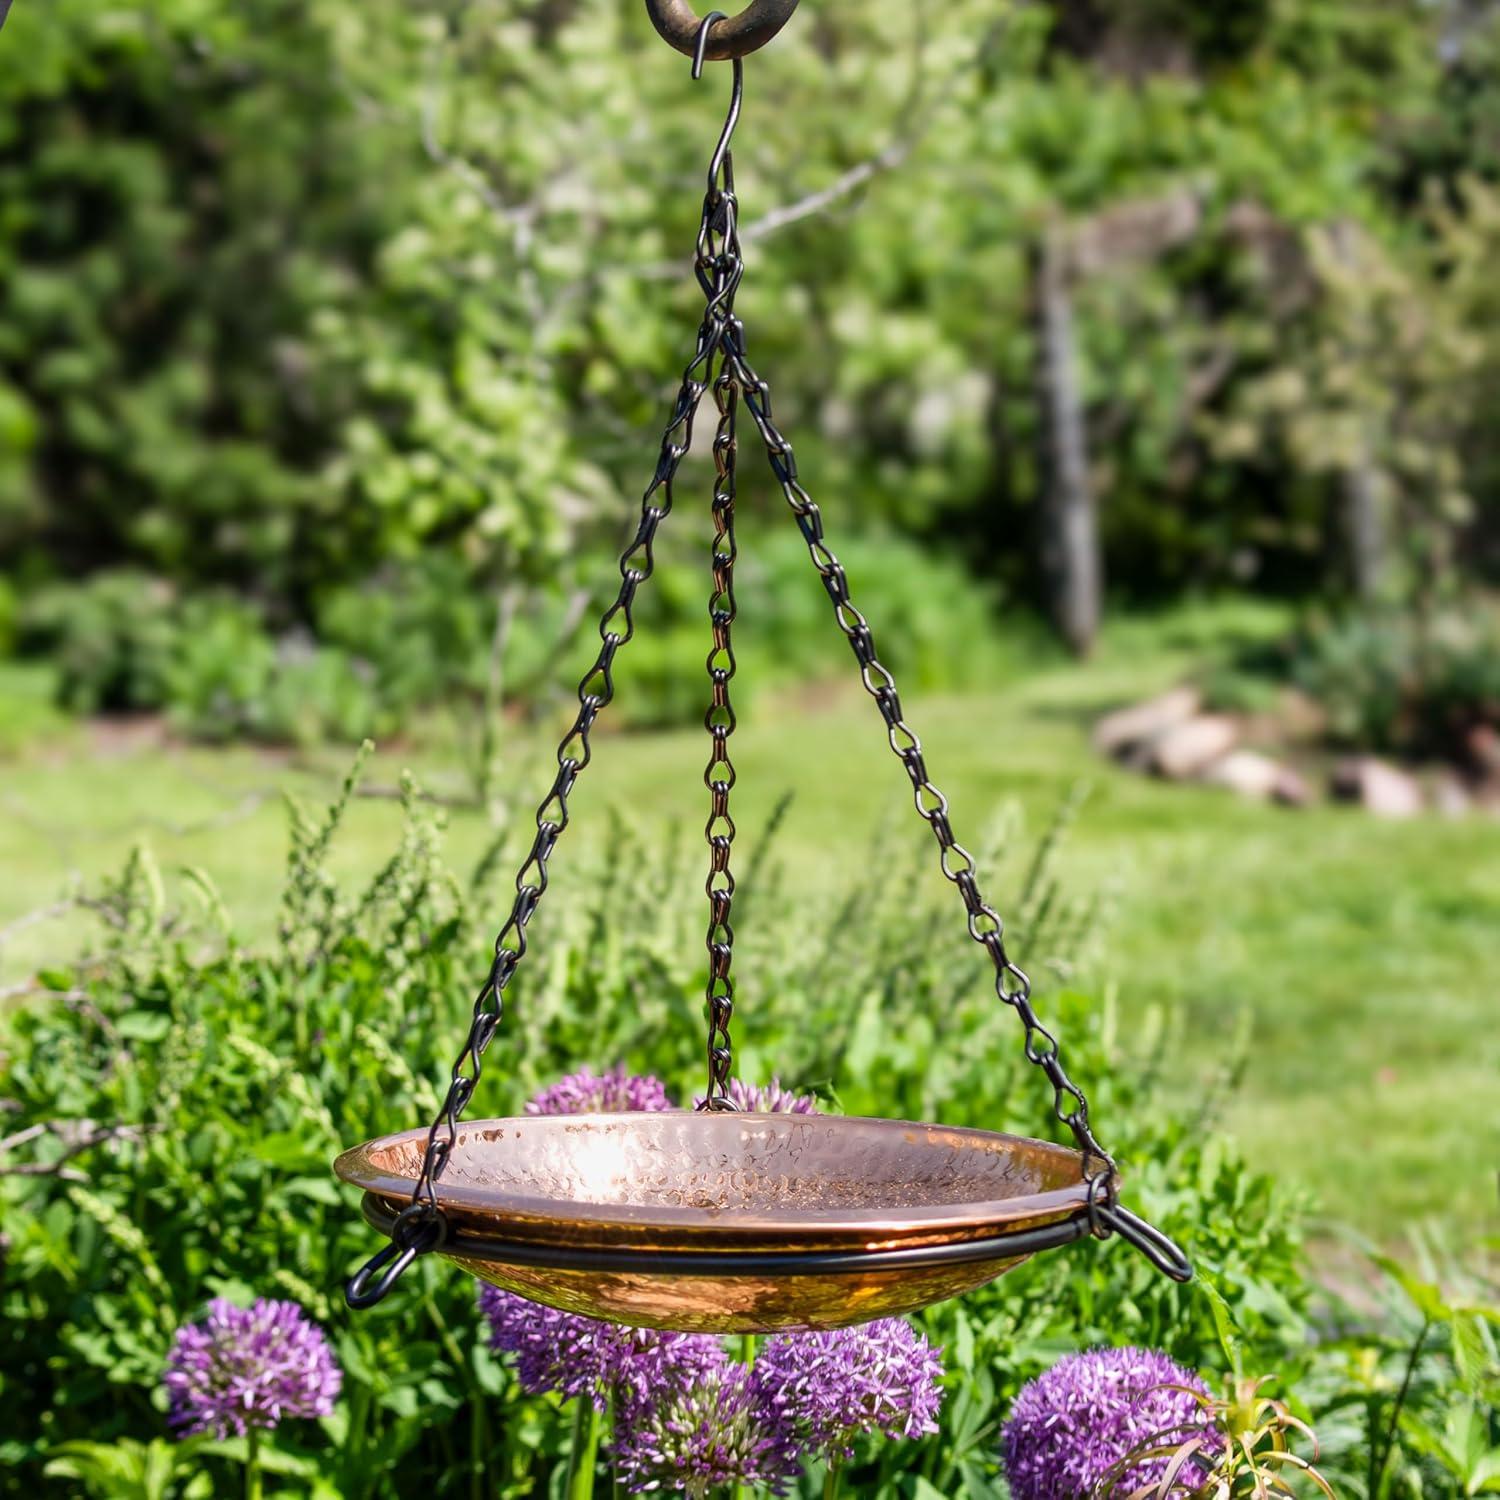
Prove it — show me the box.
[338,0,1192,1329]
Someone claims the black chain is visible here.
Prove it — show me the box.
[718,311,1118,1189]
[698,135,745,1113]
[345,29,1199,1309]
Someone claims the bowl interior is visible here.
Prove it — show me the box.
[337,1113,1089,1236]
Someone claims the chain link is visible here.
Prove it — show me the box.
[698,142,745,1112]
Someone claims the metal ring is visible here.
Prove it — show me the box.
[645,0,800,60]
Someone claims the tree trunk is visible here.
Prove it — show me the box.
[1034,231,1101,655]
[1340,445,1387,602]
[1330,221,1389,601]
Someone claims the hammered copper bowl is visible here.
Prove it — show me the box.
[335,1113,1104,1332]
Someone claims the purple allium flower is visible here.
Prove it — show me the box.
[754,1318,944,1460]
[1002,1346,1216,1499]
[526,1064,675,1116]
[164,1298,341,1439]
[476,1284,722,1412]
[614,1363,802,1498]
[694,1077,821,1113]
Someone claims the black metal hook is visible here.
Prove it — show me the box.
[692,10,728,79]
[645,0,799,61]
[345,1240,420,1310]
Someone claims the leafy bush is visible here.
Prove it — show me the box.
[12,525,1017,745]
[7,0,1497,660]
[1245,603,1500,761]
[20,572,180,714]
[607,525,1022,730]
[0,759,1323,1497]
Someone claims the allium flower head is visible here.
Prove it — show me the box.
[615,1363,801,1498]
[1002,1346,1215,1499]
[526,1064,675,1116]
[728,1076,820,1113]
[755,1318,944,1459]
[477,1284,722,1412]
[694,1077,820,1113]
[164,1298,341,1439]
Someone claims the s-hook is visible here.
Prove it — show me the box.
[645,0,800,60]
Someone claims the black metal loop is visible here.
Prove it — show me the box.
[646,0,799,61]
[1094,1203,1194,1283]
[345,1241,419,1310]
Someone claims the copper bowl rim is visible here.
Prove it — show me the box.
[334,1112,1107,1250]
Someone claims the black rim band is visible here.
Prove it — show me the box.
[360,1192,1093,1277]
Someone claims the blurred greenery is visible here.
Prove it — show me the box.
[4,0,1500,740]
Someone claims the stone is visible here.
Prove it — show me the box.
[1434,773,1473,818]
[1202,750,1282,800]
[1150,715,1239,780]
[1331,757,1424,818]
[1093,686,1201,758]
[1202,751,1313,807]
[1271,765,1314,807]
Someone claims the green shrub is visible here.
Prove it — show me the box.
[19,571,180,714]
[609,524,1019,730]
[160,597,278,743]
[315,556,494,724]
[1286,603,1500,759]
[0,576,16,659]
[14,525,1017,746]
[255,647,382,750]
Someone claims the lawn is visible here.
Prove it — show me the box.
[2,603,1496,1241]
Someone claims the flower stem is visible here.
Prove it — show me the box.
[728,1335,758,1500]
[564,1400,602,1500]
[245,1426,263,1500]
[823,1459,843,1500]
[609,1386,623,1500]
[1371,1318,1430,1500]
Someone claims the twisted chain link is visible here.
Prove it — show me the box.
[698,146,745,1112]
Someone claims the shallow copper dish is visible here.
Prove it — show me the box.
[335,1113,1108,1332]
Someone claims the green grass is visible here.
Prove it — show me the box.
[2,600,1496,1240]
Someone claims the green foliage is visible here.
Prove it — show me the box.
[1273,603,1500,758]
[2,756,1318,1498]
[11,526,1012,744]
[5,0,1498,672]
[609,526,1018,730]
[20,573,179,715]
[1296,1229,1500,1498]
